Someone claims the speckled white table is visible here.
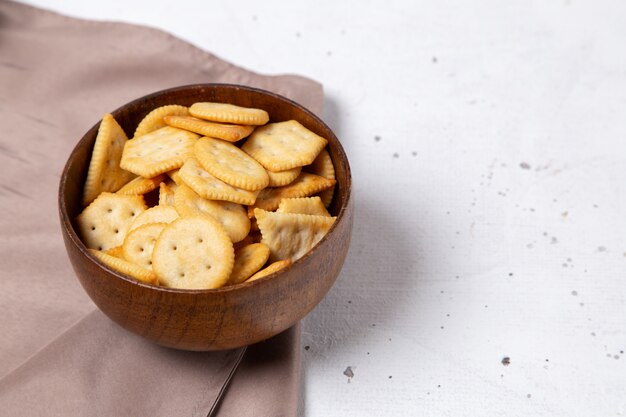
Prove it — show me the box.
[22,1,626,415]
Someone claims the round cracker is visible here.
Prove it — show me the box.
[194,137,269,191]
[134,105,189,137]
[228,243,270,285]
[89,249,157,285]
[122,222,167,271]
[174,184,250,243]
[189,102,269,125]
[152,216,234,290]
[246,259,292,282]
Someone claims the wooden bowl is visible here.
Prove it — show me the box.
[58,84,353,351]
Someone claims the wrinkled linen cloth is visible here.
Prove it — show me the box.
[0,1,323,415]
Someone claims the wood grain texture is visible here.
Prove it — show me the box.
[58,84,353,351]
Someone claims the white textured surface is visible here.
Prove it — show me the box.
[22,1,626,415]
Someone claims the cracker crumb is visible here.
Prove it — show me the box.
[343,366,354,378]
[501,357,511,366]
[520,162,531,170]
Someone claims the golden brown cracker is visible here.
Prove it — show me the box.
[122,222,167,271]
[129,205,179,232]
[77,192,147,251]
[254,208,336,262]
[277,196,331,217]
[158,181,177,206]
[189,102,269,125]
[304,149,335,207]
[116,174,165,195]
[134,105,189,137]
[178,158,259,205]
[104,246,124,258]
[267,166,301,187]
[194,137,269,191]
[120,126,199,178]
[83,114,135,206]
[152,216,234,290]
[89,249,157,284]
[164,115,254,142]
[242,120,327,171]
[251,173,335,212]
[228,243,270,285]
[246,259,292,282]
[173,184,250,243]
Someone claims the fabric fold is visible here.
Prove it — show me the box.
[0,1,323,415]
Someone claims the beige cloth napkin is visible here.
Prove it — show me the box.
[0,1,321,415]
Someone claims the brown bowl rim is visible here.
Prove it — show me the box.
[58,83,352,294]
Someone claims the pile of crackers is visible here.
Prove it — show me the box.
[77,102,337,289]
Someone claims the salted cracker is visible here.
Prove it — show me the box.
[89,249,157,285]
[122,222,167,271]
[174,184,250,243]
[251,173,335,212]
[254,208,336,262]
[83,114,135,206]
[246,259,292,282]
[277,196,331,217]
[178,158,259,205]
[189,102,269,126]
[304,149,335,207]
[227,243,270,285]
[267,166,301,187]
[120,126,199,178]
[164,115,254,142]
[242,120,327,172]
[116,174,165,195]
[129,205,179,232]
[134,105,189,137]
[152,216,235,290]
[77,192,147,251]
[194,137,269,191]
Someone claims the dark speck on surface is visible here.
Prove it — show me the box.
[590,332,596,336]
[598,246,607,252]
[393,153,399,158]
[412,151,417,156]
[432,56,438,63]
[343,366,354,379]
[571,290,578,296]
[520,162,531,170]
[509,272,514,276]
[389,376,392,379]
[374,135,381,142]
[501,357,511,366]
[295,32,301,37]
[551,237,558,244]
[527,394,532,399]
[562,211,568,217]
[304,345,310,351]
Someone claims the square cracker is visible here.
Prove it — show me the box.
[277,197,331,217]
[83,114,135,206]
[77,192,147,251]
[242,120,328,171]
[120,126,199,178]
[254,208,336,262]
[164,115,254,142]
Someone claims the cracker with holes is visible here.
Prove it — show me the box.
[246,259,292,282]
[134,105,189,137]
[83,114,135,206]
[152,216,234,289]
[251,172,335,212]
[194,137,269,191]
[179,158,259,205]
[267,166,301,187]
[277,196,331,217]
[120,126,199,178]
[116,174,165,195]
[228,243,270,285]
[189,102,269,125]
[77,193,147,251]
[174,184,250,243]
[304,149,335,207]
[164,115,255,142]
[254,208,336,262]
[129,205,179,232]
[89,249,157,284]
[122,222,167,271]
[242,120,327,171]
